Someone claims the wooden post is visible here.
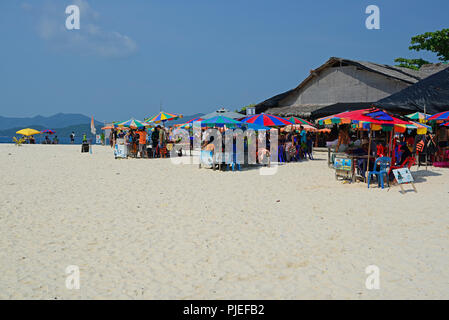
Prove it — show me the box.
[366,128,372,178]
[389,128,394,160]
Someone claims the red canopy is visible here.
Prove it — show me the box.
[324,108,412,125]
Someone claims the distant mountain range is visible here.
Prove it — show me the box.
[0,113,205,139]
[0,113,102,131]
[0,124,103,139]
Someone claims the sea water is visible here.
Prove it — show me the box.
[0,136,101,145]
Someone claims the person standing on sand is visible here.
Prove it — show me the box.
[159,126,167,157]
[137,128,147,158]
[151,127,160,158]
[336,126,350,152]
[70,131,75,144]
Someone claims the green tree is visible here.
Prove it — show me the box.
[235,104,256,114]
[409,29,449,62]
[395,28,449,70]
[394,58,430,70]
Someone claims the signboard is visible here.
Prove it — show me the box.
[96,135,102,144]
[334,158,352,171]
[114,144,127,159]
[392,168,417,193]
[393,168,414,184]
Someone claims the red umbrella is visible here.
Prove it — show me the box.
[184,117,203,124]
[241,113,291,126]
[41,129,55,134]
[287,116,315,126]
[317,108,412,125]
[428,111,449,121]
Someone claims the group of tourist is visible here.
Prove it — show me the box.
[42,135,59,144]
[198,125,316,166]
[109,125,178,158]
[23,135,58,144]
[278,126,315,162]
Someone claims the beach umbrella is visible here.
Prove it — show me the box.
[177,117,204,128]
[115,119,152,129]
[287,116,315,126]
[145,111,182,123]
[316,108,411,126]
[441,122,449,127]
[184,117,203,124]
[16,128,41,136]
[395,121,432,134]
[428,111,449,122]
[200,115,243,128]
[241,113,291,127]
[406,112,430,122]
[41,129,55,134]
[243,123,271,130]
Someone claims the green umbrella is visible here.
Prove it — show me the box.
[115,119,151,129]
[200,116,243,128]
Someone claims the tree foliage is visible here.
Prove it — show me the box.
[236,104,256,114]
[395,28,449,70]
[409,29,449,62]
[394,58,430,70]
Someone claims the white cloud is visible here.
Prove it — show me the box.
[35,0,137,58]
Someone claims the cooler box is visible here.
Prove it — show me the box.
[81,143,89,153]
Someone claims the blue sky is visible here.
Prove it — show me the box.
[1,0,448,122]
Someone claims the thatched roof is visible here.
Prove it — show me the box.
[256,57,448,117]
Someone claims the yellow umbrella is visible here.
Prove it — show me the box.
[16,128,41,136]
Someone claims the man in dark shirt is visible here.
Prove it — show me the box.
[151,127,160,158]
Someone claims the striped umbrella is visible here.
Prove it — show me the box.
[441,122,449,127]
[145,111,182,123]
[185,117,203,124]
[115,119,151,129]
[396,121,432,134]
[41,129,56,134]
[177,117,203,128]
[428,111,449,121]
[200,116,242,127]
[287,116,314,126]
[316,109,411,126]
[406,112,430,122]
[241,113,291,127]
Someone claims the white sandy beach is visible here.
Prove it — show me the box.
[1,144,448,299]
